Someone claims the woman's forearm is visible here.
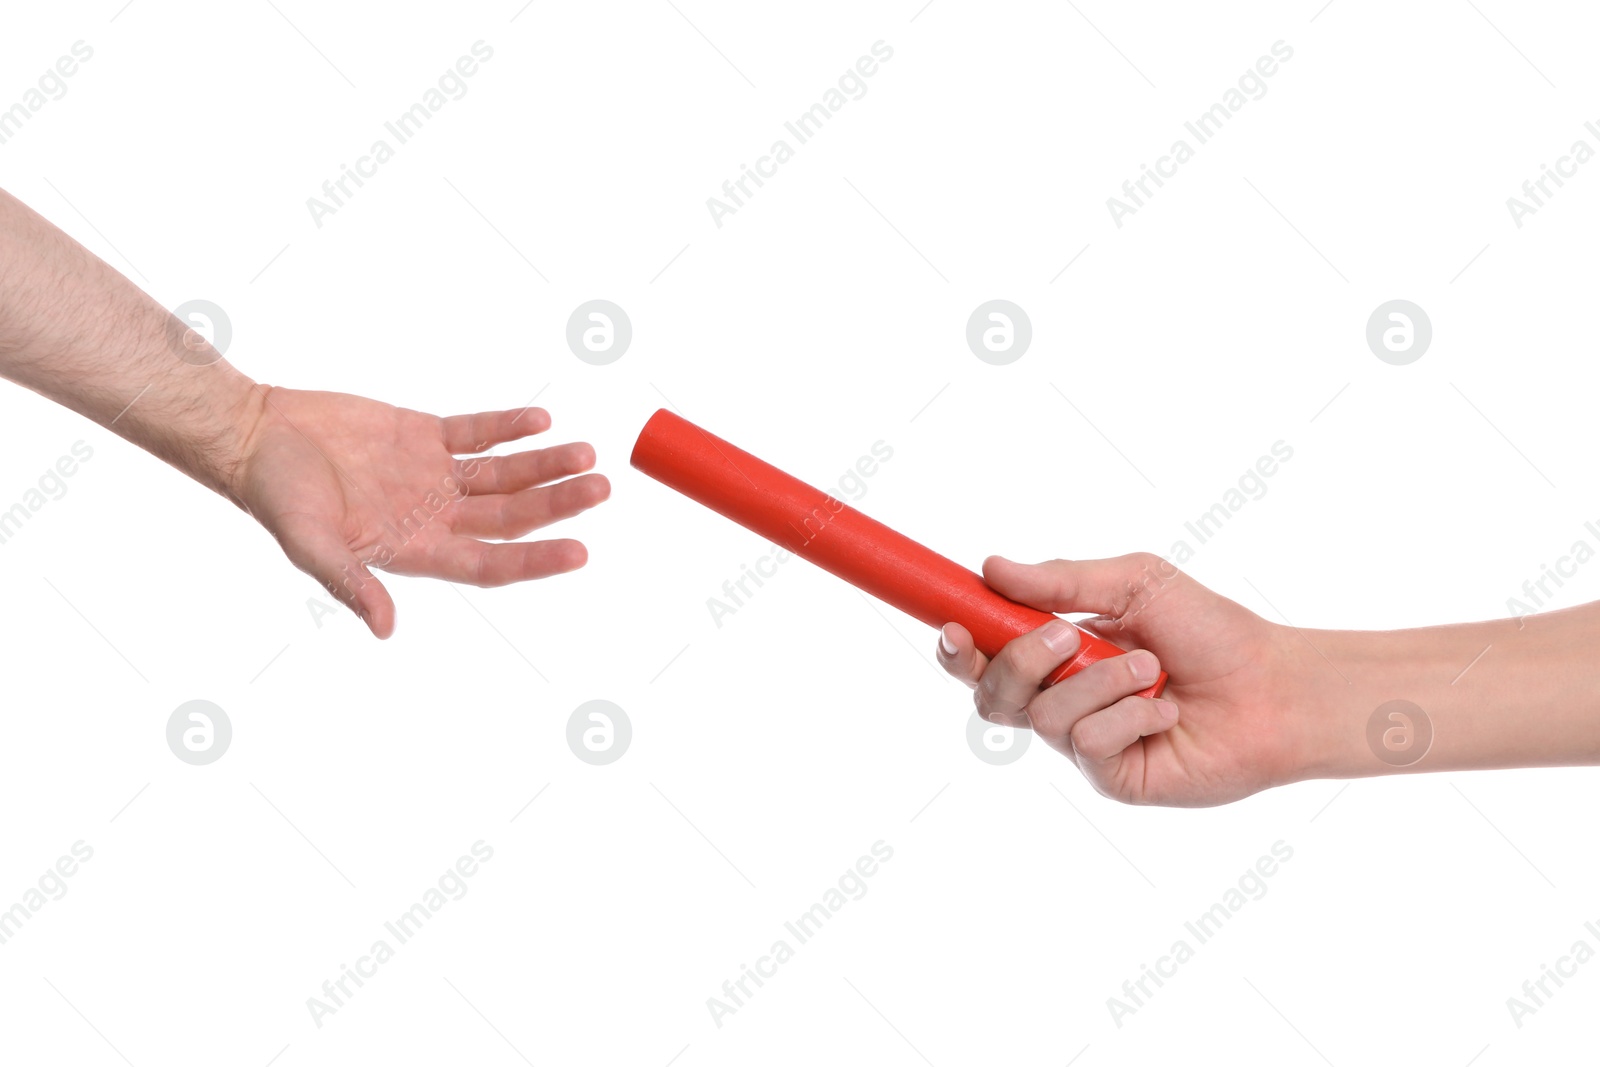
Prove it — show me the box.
[0,187,263,501]
[1294,602,1600,780]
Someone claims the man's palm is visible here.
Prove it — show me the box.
[230,387,609,637]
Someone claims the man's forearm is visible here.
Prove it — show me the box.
[0,187,264,501]
[1293,603,1600,780]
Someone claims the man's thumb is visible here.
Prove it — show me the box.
[283,524,397,638]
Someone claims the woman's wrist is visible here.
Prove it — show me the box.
[1284,606,1600,783]
[1285,624,1447,782]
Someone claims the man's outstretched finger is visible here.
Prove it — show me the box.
[440,407,552,453]
[457,443,597,495]
[419,536,589,587]
[449,473,611,540]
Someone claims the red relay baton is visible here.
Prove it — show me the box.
[630,409,1167,699]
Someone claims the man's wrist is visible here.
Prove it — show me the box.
[119,314,266,505]
[205,370,268,508]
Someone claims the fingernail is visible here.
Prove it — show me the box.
[1040,619,1079,656]
[1127,650,1159,684]
[991,705,1027,728]
[939,627,958,657]
[1157,699,1179,722]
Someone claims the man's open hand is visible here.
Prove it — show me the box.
[227,387,610,638]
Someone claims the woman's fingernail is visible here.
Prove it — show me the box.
[1157,699,1179,722]
[1040,619,1079,656]
[1127,650,1159,683]
[939,627,958,657]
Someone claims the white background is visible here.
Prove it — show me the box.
[2,1,1598,1063]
